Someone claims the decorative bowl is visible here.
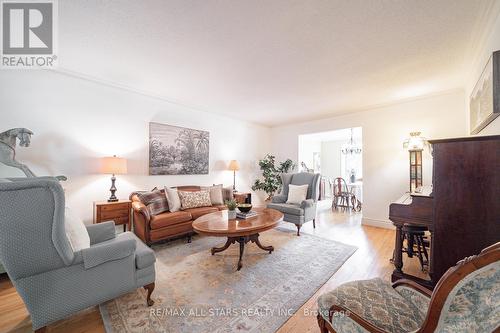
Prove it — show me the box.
[238,203,252,213]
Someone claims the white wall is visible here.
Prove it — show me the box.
[0,70,271,223]
[270,90,466,228]
[465,7,500,136]
[298,137,321,171]
[320,140,342,179]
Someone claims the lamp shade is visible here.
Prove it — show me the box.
[101,156,127,174]
[403,132,427,151]
[228,160,240,171]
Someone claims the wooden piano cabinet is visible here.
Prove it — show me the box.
[389,135,500,289]
[430,135,500,282]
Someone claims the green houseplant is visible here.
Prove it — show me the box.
[252,154,295,201]
[225,199,238,219]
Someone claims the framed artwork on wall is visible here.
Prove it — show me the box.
[149,122,209,175]
[469,50,499,135]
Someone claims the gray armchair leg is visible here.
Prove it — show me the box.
[144,283,155,306]
[35,327,46,333]
[296,224,301,236]
[313,219,316,228]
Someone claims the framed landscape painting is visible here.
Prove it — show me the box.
[149,122,209,175]
[469,50,500,134]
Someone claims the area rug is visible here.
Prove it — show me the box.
[100,227,356,333]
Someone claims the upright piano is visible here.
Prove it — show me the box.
[389,135,500,288]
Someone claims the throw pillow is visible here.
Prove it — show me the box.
[164,187,181,212]
[137,189,169,216]
[178,190,212,209]
[202,185,224,205]
[286,184,309,205]
[64,207,90,252]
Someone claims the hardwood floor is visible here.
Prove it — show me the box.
[0,202,426,333]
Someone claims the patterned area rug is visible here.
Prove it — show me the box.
[100,227,356,333]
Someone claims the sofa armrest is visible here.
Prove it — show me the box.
[82,237,136,269]
[132,201,150,221]
[86,221,116,245]
[272,194,287,203]
[300,199,315,209]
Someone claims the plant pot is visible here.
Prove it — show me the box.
[228,210,237,219]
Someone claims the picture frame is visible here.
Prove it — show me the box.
[149,122,209,175]
[469,50,500,135]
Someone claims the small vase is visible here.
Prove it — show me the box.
[228,210,237,219]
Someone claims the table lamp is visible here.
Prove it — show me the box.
[101,155,127,202]
[228,160,240,191]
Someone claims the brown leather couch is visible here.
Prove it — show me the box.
[130,186,227,245]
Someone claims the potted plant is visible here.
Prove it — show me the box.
[251,154,295,201]
[225,199,238,219]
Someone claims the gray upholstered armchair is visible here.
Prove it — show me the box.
[267,172,321,236]
[0,177,156,332]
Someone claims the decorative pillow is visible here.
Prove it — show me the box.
[178,190,212,209]
[137,189,169,216]
[202,185,224,205]
[64,207,90,252]
[164,187,181,212]
[286,184,309,205]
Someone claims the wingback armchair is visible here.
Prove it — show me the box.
[267,172,321,236]
[0,177,156,332]
[317,242,500,333]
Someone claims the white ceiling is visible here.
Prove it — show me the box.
[57,0,498,127]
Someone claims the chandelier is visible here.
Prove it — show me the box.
[341,128,362,155]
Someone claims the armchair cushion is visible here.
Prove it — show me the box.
[394,285,431,317]
[82,236,136,269]
[271,194,287,203]
[318,278,428,333]
[435,261,500,333]
[266,203,304,216]
[116,232,156,269]
[300,199,315,209]
[64,207,90,252]
[86,221,116,245]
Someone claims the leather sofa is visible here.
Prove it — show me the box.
[131,186,228,245]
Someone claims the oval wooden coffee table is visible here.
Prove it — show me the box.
[192,208,283,270]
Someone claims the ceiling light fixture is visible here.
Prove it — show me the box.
[341,128,362,155]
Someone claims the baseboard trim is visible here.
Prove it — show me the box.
[362,218,395,230]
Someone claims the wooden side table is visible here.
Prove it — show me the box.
[233,192,251,204]
[94,200,132,232]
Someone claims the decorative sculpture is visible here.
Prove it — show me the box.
[0,128,67,181]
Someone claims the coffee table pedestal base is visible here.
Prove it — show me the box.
[211,233,274,270]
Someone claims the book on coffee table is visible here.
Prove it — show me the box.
[236,210,259,219]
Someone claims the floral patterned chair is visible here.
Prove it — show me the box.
[317,242,500,333]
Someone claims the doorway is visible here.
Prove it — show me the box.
[298,127,363,210]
